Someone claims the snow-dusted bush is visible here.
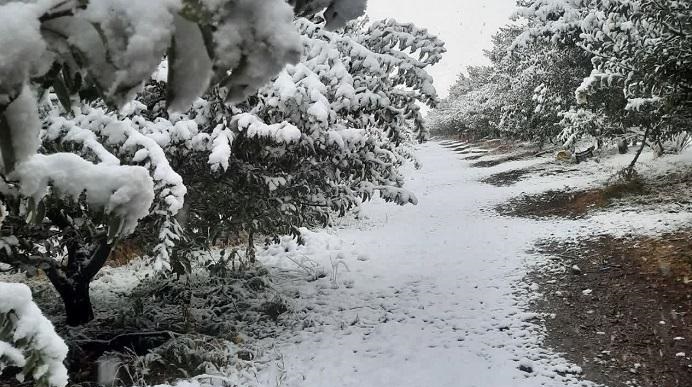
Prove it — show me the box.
[0,0,437,327]
[431,0,690,164]
[429,23,592,143]
[516,0,692,147]
[134,17,445,263]
[0,0,366,325]
[96,254,287,385]
[0,282,69,387]
[428,66,506,139]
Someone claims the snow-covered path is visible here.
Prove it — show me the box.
[256,142,595,387]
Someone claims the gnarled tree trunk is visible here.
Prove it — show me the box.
[54,281,95,326]
[0,111,17,173]
[44,237,113,326]
[625,126,650,179]
[246,231,256,264]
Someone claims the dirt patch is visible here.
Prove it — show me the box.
[496,179,648,218]
[481,168,533,187]
[481,164,577,187]
[440,139,521,158]
[109,239,144,267]
[632,171,692,209]
[529,231,692,387]
[539,167,581,177]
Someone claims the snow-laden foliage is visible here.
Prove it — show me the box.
[430,0,690,156]
[124,17,444,263]
[429,24,592,143]
[0,0,442,329]
[0,0,303,242]
[518,0,691,131]
[39,103,188,265]
[0,0,369,327]
[290,0,367,30]
[0,282,69,387]
[516,0,691,96]
[427,67,506,138]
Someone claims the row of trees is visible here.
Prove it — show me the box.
[429,0,691,169]
[0,1,444,385]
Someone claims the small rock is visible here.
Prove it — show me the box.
[571,265,582,275]
[582,289,593,296]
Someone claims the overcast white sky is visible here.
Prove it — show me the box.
[365,0,516,99]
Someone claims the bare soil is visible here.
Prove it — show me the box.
[529,231,692,387]
[496,168,692,219]
[482,165,581,186]
[481,168,534,186]
[108,239,144,267]
[476,139,692,386]
[496,179,649,219]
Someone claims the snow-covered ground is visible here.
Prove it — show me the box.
[11,140,689,387]
[245,141,608,386]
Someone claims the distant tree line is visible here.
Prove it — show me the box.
[429,0,691,171]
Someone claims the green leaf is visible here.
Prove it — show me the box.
[61,64,74,92]
[53,74,73,113]
[71,72,84,94]
[21,351,40,378]
[0,313,14,339]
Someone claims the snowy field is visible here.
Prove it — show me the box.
[9,140,689,387]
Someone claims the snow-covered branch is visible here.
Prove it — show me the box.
[0,282,69,387]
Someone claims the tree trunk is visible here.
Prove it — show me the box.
[626,126,650,179]
[0,112,17,173]
[175,199,191,232]
[617,138,629,154]
[246,231,256,264]
[44,237,113,326]
[56,281,94,326]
